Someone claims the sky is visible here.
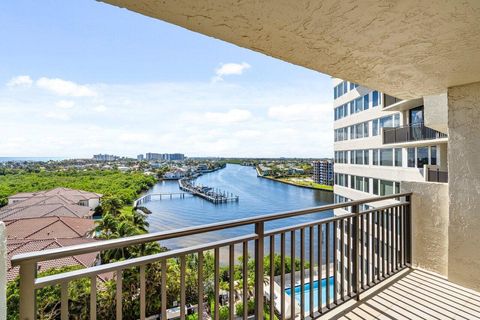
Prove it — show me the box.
[0,1,333,158]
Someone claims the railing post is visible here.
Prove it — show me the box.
[352,204,361,301]
[405,195,412,266]
[254,222,264,320]
[19,261,37,320]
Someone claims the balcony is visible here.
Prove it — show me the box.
[12,194,413,319]
[426,168,449,183]
[383,123,448,145]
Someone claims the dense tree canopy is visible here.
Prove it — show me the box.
[0,169,157,207]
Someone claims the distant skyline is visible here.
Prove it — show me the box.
[0,1,333,158]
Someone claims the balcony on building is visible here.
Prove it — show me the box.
[382,123,448,145]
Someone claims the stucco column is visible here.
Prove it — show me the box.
[447,81,480,292]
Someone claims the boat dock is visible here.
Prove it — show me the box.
[178,179,239,204]
[134,192,191,207]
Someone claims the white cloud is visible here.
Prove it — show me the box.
[0,77,333,158]
[204,109,252,123]
[213,62,251,82]
[36,77,96,97]
[44,112,71,121]
[268,103,331,122]
[7,75,33,88]
[56,100,75,109]
[93,105,107,112]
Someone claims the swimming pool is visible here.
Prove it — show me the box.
[285,277,335,311]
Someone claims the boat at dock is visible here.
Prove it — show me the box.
[178,178,239,204]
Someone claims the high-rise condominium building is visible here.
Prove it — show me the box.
[332,78,448,214]
[313,160,333,186]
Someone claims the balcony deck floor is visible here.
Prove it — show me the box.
[327,269,480,320]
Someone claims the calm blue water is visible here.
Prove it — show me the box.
[144,164,334,250]
[285,277,335,311]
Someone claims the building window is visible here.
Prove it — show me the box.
[380,180,394,196]
[356,150,363,165]
[350,151,354,164]
[430,146,437,165]
[395,182,400,194]
[373,149,379,165]
[372,119,379,136]
[372,91,379,107]
[395,148,402,167]
[380,148,393,166]
[355,176,364,191]
[364,94,369,110]
[364,122,369,137]
[408,148,415,167]
[350,175,355,188]
[364,178,370,193]
[417,147,429,168]
[373,179,379,195]
[364,150,369,165]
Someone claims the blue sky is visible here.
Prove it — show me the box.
[0,1,333,158]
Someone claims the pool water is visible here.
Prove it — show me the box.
[285,277,335,311]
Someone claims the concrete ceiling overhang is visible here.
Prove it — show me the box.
[100,0,480,99]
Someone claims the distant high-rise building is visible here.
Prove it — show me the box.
[313,160,333,186]
[137,154,144,161]
[168,153,185,161]
[93,154,119,161]
[145,153,185,161]
[146,153,163,161]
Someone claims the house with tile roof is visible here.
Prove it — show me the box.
[7,187,102,208]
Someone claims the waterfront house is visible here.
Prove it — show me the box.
[7,1,480,320]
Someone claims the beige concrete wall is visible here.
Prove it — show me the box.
[424,93,448,134]
[401,181,449,277]
[448,81,480,292]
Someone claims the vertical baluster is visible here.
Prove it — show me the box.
[317,224,323,315]
[90,275,97,320]
[367,212,371,286]
[229,245,235,320]
[18,261,37,320]
[290,230,296,320]
[140,266,145,320]
[280,233,286,320]
[393,206,397,271]
[255,222,265,320]
[382,209,386,279]
[242,242,248,320]
[347,217,351,296]
[198,252,204,320]
[387,208,391,276]
[352,204,360,301]
[376,210,380,281]
[325,223,330,309]
[61,281,68,320]
[214,248,220,320]
[401,205,405,267]
[116,270,122,320]
[309,226,314,318]
[333,221,338,305]
[361,213,365,290]
[269,236,275,320]
[180,255,186,320]
[340,219,345,301]
[300,228,305,319]
[161,260,167,320]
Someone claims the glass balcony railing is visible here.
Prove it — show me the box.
[383,123,447,144]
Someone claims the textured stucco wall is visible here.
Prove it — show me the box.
[448,81,480,292]
[401,181,449,276]
[101,0,480,99]
[424,93,448,134]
